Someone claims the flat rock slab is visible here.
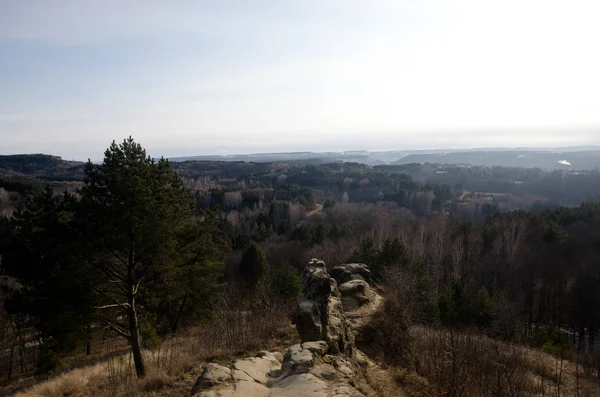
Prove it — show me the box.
[232,380,270,397]
[233,357,281,384]
[194,389,234,397]
[271,373,328,397]
[310,364,337,380]
[232,369,254,382]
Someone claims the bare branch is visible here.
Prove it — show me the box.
[103,319,130,340]
[89,284,130,313]
[93,303,130,310]
[133,276,145,296]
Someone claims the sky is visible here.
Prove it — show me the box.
[1,0,599,161]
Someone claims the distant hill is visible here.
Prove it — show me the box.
[170,147,600,170]
[0,154,85,193]
[168,151,388,165]
[0,154,63,174]
[3,147,600,181]
[392,149,600,170]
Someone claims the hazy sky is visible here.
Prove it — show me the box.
[1,0,599,160]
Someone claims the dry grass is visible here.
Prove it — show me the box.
[363,269,600,397]
[365,364,412,397]
[9,297,297,397]
[403,326,600,397]
[412,327,535,397]
[11,334,199,397]
[526,348,600,397]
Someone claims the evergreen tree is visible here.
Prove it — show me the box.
[271,262,303,299]
[375,238,411,280]
[143,208,225,336]
[78,137,199,378]
[1,187,96,363]
[348,238,379,267]
[239,242,267,287]
[407,260,439,325]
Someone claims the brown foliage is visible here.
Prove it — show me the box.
[412,327,534,397]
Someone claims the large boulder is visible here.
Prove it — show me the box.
[331,264,381,313]
[191,363,232,395]
[294,259,354,355]
[339,279,374,311]
[330,263,372,285]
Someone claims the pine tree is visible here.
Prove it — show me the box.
[239,242,267,287]
[143,207,225,336]
[348,238,379,267]
[272,262,303,299]
[376,238,411,279]
[79,137,196,378]
[1,187,96,363]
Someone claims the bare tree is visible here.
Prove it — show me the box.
[371,211,391,249]
[224,191,243,210]
[503,220,526,271]
[412,223,427,263]
[451,238,465,280]
[0,188,13,217]
[429,218,448,290]
[464,234,481,283]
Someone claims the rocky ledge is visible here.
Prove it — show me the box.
[190,259,382,397]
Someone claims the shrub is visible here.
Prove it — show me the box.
[439,280,494,328]
[531,325,571,358]
[35,340,64,377]
[369,296,412,367]
[239,242,268,287]
[272,262,303,299]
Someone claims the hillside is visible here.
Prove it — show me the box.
[168,147,600,170]
[393,149,600,171]
[3,141,600,396]
[8,260,600,397]
[0,154,84,180]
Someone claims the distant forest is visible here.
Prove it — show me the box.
[2,152,599,220]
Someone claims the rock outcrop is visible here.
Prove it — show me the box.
[295,259,355,355]
[330,263,372,285]
[329,263,382,345]
[330,263,379,312]
[191,259,383,397]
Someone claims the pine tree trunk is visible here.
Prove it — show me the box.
[128,304,145,378]
[171,293,188,334]
[128,248,146,379]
